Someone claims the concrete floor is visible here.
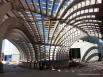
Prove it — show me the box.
[0,62,103,77]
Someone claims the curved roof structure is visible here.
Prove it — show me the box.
[0,0,103,62]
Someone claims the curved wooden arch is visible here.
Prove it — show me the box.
[0,17,35,61]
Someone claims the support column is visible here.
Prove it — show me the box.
[21,53,23,62]
[20,52,24,61]
[0,40,2,61]
[0,36,3,62]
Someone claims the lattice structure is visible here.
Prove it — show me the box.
[0,0,103,62]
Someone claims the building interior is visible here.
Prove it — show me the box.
[0,0,103,77]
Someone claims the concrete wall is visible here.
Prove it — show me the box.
[2,39,20,62]
[98,41,103,59]
[71,39,99,62]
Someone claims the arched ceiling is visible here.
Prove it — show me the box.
[0,0,103,61]
[5,29,36,61]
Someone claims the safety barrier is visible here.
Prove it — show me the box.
[20,60,69,69]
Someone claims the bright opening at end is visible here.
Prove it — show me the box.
[1,39,20,64]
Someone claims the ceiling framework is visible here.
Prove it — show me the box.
[5,29,35,61]
[0,0,103,61]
